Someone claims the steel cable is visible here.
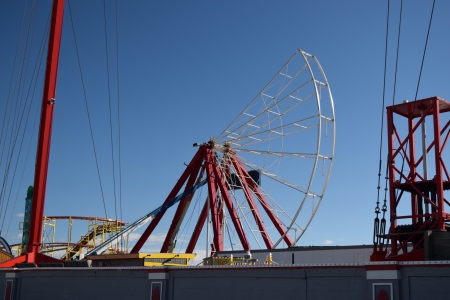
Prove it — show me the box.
[114,0,124,250]
[102,0,119,227]
[68,0,109,219]
[0,0,44,233]
[1,1,49,234]
[0,0,30,216]
[373,0,390,248]
[414,0,435,101]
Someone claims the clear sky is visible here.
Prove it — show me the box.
[1,0,450,261]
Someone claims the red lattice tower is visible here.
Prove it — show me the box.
[372,96,450,261]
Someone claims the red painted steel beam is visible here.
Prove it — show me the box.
[27,0,65,255]
[231,156,273,248]
[383,97,450,261]
[0,251,61,268]
[386,249,425,261]
[386,106,398,255]
[209,151,250,250]
[392,127,411,166]
[245,172,294,246]
[387,219,433,258]
[160,162,203,252]
[414,120,450,168]
[432,100,445,230]
[391,166,439,211]
[392,106,431,160]
[408,116,418,224]
[185,199,208,253]
[131,147,205,253]
[217,162,226,245]
[439,121,450,159]
[205,150,223,252]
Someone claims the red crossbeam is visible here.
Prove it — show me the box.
[131,147,204,253]
[231,156,273,248]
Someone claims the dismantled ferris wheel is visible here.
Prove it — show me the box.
[132,49,335,254]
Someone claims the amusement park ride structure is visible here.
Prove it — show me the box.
[91,40,337,259]
[0,0,336,267]
[1,0,449,269]
[372,96,450,261]
[0,0,65,268]
[15,216,126,260]
[129,51,336,254]
[12,0,339,269]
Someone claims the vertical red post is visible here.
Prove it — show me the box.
[432,100,445,230]
[374,97,450,261]
[386,106,397,255]
[231,157,273,248]
[205,150,223,252]
[211,155,250,250]
[27,0,65,254]
[408,117,418,224]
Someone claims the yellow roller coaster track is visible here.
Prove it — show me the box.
[14,216,127,260]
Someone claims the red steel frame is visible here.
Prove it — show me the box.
[131,147,205,253]
[373,97,450,261]
[0,0,292,266]
[131,143,293,255]
[0,0,65,267]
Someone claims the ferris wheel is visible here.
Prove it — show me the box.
[132,49,335,253]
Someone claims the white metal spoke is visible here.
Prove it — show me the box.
[215,161,263,248]
[219,83,317,141]
[235,149,331,160]
[217,54,314,141]
[220,117,319,148]
[162,49,335,252]
[212,49,335,249]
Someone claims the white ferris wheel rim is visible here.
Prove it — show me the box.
[213,49,336,248]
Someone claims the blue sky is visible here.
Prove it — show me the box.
[1,0,450,259]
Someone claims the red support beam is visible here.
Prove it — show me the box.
[386,105,397,255]
[27,0,65,255]
[378,97,450,261]
[231,156,273,249]
[131,147,205,253]
[185,199,208,253]
[205,154,223,252]
[408,116,418,224]
[160,163,203,253]
[209,151,250,250]
[432,100,445,230]
[0,0,65,268]
[244,168,294,246]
